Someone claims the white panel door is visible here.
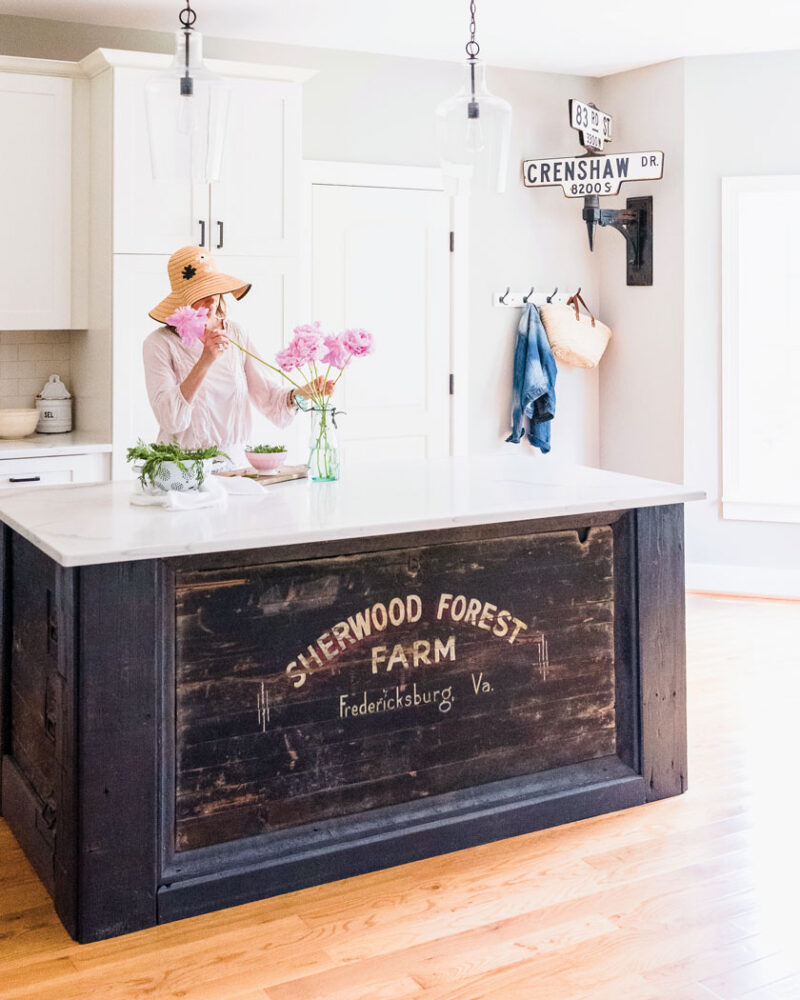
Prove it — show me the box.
[211,80,301,258]
[113,68,199,254]
[0,73,73,329]
[310,184,450,463]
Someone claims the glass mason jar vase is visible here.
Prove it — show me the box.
[308,404,340,482]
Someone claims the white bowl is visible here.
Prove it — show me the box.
[0,408,39,439]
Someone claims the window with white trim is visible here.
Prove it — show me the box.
[722,176,800,524]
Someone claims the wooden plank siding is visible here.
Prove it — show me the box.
[174,527,618,852]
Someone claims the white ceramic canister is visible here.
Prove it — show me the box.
[35,374,73,433]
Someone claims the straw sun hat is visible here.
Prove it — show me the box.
[149,246,251,323]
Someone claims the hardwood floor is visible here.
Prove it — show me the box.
[1,593,799,999]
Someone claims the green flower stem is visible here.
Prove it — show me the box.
[309,403,338,481]
[227,337,304,392]
[228,337,336,410]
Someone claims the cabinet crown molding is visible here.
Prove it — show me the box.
[0,54,84,78]
[78,47,317,83]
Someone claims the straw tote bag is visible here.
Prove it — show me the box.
[539,289,612,369]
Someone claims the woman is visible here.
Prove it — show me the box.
[144,246,330,469]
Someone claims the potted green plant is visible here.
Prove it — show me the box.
[126,439,228,492]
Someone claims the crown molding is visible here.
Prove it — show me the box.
[78,47,317,82]
[0,54,85,78]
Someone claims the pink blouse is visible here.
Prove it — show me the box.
[142,321,296,469]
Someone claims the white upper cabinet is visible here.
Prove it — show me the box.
[113,67,198,254]
[110,65,302,258]
[0,71,84,330]
[210,79,301,258]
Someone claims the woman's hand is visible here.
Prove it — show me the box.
[200,316,228,366]
[296,376,335,401]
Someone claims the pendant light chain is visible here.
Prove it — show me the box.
[179,0,197,29]
[465,0,480,115]
[178,0,197,96]
[466,0,480,59]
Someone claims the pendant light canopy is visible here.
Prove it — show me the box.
[435,0,512,194]
[145,1,231,184]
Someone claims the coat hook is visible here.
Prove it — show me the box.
[523,286,535,303]
[499,286,511,303]
[547,286,558,302]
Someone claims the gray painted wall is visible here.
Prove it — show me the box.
[597,60,685,486]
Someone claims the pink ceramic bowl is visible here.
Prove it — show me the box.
[245,451,285,472]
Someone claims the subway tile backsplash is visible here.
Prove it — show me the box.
[0,332,72,409]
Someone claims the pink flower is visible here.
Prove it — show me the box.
[342,328,374,357]
[288,322,323,365]
[275,344,304,371]
[166,305,208,346]
[319,334,349,369]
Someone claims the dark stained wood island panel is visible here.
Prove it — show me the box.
[0,504,687,942]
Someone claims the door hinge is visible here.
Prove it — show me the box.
[449,231,455,252]
[449,374,455,395]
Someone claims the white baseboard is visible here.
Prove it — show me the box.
[686,562,800,600]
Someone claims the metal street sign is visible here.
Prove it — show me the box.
[569,99,613,152]
[522,151,664,198]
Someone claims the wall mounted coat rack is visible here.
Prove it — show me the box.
[492,287,571,308]
[521,99,663,286]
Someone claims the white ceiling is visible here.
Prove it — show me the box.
[2,0,800,76]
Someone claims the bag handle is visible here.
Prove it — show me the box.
[566,287,596,328]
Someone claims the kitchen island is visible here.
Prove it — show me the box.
[0,456,702,942]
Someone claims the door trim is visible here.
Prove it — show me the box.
[301,160,469,456]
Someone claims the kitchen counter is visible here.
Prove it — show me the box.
[0,455,699,942]
[0,431,112,460]
[0,454,702,567]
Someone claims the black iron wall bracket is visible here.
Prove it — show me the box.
[582,195,653,286]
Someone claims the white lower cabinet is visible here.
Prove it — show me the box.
[0,453,109,489]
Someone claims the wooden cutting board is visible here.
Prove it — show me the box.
[215,464,309,486]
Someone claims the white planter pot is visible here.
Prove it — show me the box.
[137,458,217,493]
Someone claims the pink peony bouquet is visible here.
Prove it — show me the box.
[274,322,374,405]
[166,308,373,482]
[165,308,374,408]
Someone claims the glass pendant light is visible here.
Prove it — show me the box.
[144,0,231,184]
[435,0,512,194]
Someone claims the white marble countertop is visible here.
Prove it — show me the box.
[0,455,704,568]
[0,431,112,460]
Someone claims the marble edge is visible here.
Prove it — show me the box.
[1,489,706,568]
[0,441,113,459]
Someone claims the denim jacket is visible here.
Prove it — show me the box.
[505,302,557,453]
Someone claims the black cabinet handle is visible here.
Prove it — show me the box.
[216,220,224,249]
[9,476,41,483]
[198,219,206,247]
